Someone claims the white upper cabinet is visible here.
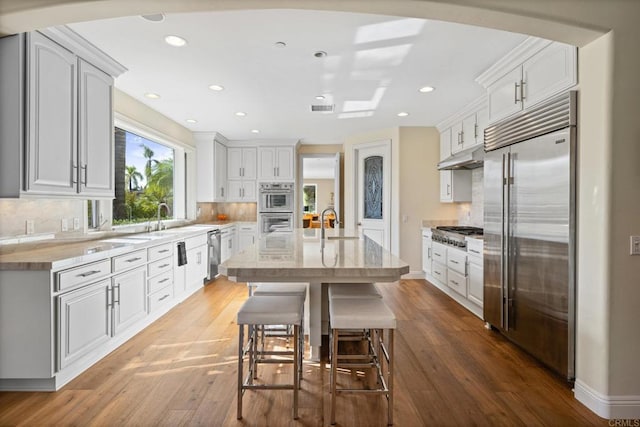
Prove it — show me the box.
[484,40,577,124]
[440,170,472,203]
[26,32,78,195]
[439,128,452,160]
[78,59,114,197]
[195,134,227,202]
[228,147,257,180]
[0,28,125,198]
[258,146,294,181]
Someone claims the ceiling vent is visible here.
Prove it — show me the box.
[311,104,335,113]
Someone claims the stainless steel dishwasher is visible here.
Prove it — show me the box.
[207,229,221,280]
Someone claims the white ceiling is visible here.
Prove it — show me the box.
[68,9,529,144]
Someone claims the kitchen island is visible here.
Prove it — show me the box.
[220,228,410,359]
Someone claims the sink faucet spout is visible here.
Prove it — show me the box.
[157,203,171,231]
[320,207,338,241]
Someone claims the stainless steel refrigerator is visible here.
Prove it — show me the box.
[483,91,576,380]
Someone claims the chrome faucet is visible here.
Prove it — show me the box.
[156,203,171,231]
[320,207,338,240]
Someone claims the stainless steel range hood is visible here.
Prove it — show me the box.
[437,146,484,170]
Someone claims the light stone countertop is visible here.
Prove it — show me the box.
[0,224,219,271]
[221,228,410,283]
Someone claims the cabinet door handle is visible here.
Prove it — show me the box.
[158,249,169,253]
[158,278,170,284]
[81,165,87,185]
[451,260,459,264]
[126,257,142,263]
[277,166,280,176]
[460,131,464,145]
[159,263,170,268]
[158,294,170,301]
[474,123,478,139]
[113,284,120,304]
[514,82,521,103]
[451,280,459,286]
[469,249,481,255]
[447,184,451,195]
[428,248,431,258]
[520,79,526,101]
[77,269,101,278]
[228,239,232,249]
[107,286,113,308]
[274,167,276,176]
[221,187,224,197]
[72,163,78,184]
[434,270,441,276]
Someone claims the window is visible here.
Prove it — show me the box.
[113,127,174,225]
[303,184,317,214]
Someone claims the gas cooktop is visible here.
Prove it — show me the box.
[431,226,483,249]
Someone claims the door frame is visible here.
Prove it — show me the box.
[351,139,392,250]
[297,152,342,228]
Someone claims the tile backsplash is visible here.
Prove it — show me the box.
[457,168,484,227]
[0,199,85,239]
[196,202,257,222]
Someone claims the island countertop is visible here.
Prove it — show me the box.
[220,228,410,283]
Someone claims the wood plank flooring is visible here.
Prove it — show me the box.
[0,277,606,426]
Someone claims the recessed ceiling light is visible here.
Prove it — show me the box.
[251,129,260,134]
[274,42,287,48]
[144,92,161,99]
[186,119,197,124]
[140,13,165,22]
[314,51,327,58]
[208,84,224,91]
[164,35,187,47]
[397,112,409,117]
[235,112,247,117]
[315,95,325,100]
[419,86,435,93]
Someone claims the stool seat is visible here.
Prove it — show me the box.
[329,298,396,330]
[237,295,303,326]
[328,283,381,299]
[253,283,308,297]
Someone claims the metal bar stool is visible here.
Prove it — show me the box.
[252,283,308,383]
[236,295,304,420]
[329,297,396,426]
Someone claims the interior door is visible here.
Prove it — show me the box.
[356,141,391,249]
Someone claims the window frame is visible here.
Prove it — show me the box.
[86,113,195,232]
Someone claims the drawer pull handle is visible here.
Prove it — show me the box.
[469,249,480,254]
[451,260,459,264]
[126,257,142,263]
[158,278,170,284]
[158,294,170,301]
[77,270,101,277]
[451,280,459,285]
[434,271,441,276]
[158,263,170,268]
[158,249,170,253]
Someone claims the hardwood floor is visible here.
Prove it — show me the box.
[0,277,605,426]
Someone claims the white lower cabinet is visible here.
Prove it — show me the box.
[185,233,208,291]
[220,226,237,263]
[112,267,147,335]
[238,223,257,252]
[422,229,432,275]
[467,238,484,307]
[57,278,112,370]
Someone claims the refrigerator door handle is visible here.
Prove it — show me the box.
[500,152,507,330]
[505,151,513,331]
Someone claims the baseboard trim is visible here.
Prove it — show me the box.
[574,379,640,419]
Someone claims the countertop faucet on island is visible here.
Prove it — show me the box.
[157,203,171,231]
[320,207,338,240]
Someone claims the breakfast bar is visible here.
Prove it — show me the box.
[219,228,410,359]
